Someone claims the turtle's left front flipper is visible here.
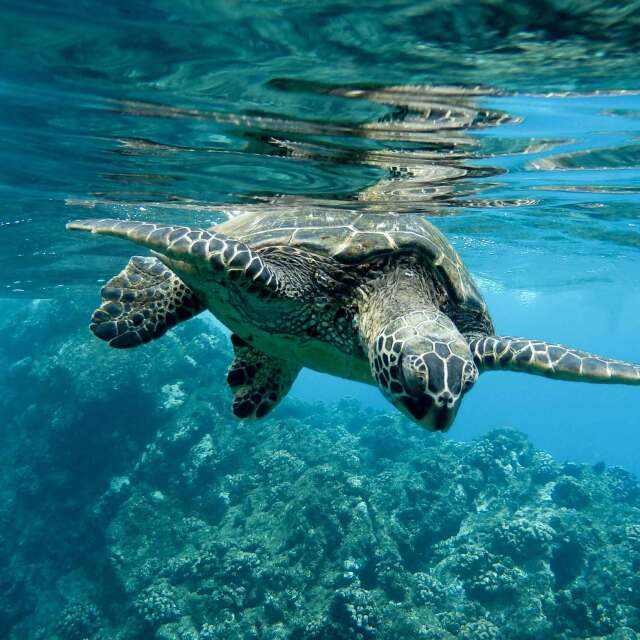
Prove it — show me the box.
[469,335,640,384]
[91,256,204,348]
[227,335,300,419]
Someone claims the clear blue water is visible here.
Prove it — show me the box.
[4,1,640,472]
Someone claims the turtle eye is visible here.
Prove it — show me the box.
[462,362,477,391]
[400,353,426,397]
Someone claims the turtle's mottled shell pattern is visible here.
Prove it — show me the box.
[215,211,485,311]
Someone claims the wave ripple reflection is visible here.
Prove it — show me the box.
[2,1,640,297]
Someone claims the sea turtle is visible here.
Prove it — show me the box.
[67,211,640,431]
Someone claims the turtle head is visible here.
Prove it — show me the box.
[396,335,477,431]
[371,310,477,432]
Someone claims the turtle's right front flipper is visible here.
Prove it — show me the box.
[67,218,281,294]
[470,335,640,385]
[91,256,204,348]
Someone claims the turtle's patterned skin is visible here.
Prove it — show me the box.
[227,334,300,419]
[470,336,640,384]
[69,218,282,292]
[67,212,640,431]
[90,256,204,348]
[371,309,478,423]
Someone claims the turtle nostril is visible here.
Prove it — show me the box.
[437,391,453,407]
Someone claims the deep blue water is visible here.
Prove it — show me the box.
[2,0,640,474]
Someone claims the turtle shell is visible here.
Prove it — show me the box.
[215,210,485,311]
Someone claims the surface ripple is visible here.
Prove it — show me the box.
[1,0,640,296]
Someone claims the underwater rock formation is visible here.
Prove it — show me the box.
[1,298,639,639]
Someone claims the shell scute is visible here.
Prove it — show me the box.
[214,210,485,312]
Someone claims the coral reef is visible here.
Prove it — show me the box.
[134,582,182,627]
[1,298,639,639]
[55,603,101,640]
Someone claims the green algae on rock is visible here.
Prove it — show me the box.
[1,300,639,640]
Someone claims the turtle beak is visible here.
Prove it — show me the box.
[431,403,459,432]
[397,392,460,432]
[401,395,433,422]
[396,351,460,432]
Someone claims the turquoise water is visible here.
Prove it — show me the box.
[3,2,640,638]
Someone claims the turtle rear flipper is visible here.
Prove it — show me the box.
[227,335,300,419]
[470,335,640,384]
[91,256,204,348]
